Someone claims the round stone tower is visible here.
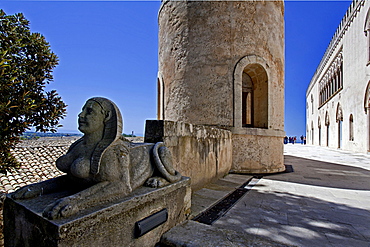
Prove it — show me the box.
[158,0,285,173]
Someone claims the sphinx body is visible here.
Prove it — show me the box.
[12,97,181,219]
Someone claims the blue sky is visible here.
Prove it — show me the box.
[1,1,351,136]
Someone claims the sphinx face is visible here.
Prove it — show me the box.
[78,100,105,134]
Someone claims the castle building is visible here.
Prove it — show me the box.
[306,0,370,154]
[157,0,285,173]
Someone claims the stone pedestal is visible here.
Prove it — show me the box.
[4,177,191,247]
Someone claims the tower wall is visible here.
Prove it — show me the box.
[158,0,285,174]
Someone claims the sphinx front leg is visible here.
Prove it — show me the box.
[12,175,71,200]
[43,181,132,220]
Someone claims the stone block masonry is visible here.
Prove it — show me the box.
[232,131,285,174]
[145,120,232,191]
[158,1,285,174]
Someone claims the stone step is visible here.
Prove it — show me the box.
[158,174,294,247]
[159,220,293,247]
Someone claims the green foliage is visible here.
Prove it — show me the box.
[122,133,136,137]
[0,10,67,173]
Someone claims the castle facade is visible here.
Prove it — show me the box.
[306,0,370,154]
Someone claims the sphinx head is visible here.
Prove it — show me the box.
[78,99,106,135]
[78,97,123,174]
[78,97,122,139]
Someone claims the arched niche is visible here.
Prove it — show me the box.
[325,111,330,147]
[336,103,343,122]
[336,103,343,149]
[364,81,370,113]
[234,55,269,129]
[157,72,165,120]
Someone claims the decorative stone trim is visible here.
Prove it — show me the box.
[319,50,343,108]
[233,55,270,129]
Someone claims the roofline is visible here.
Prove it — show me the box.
[306,0,365,97]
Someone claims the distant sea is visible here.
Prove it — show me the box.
[22,131,142,138]
[22,132,82,138]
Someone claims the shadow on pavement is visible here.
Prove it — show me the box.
[263,155,370,191]
[215,189,370,246]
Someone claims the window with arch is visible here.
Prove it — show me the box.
[311,95,314,114]
[311,121,314,144]
[364,81,370,151]
[157,74,165,120]
[325,111,330,147]
[319,51,343,107]
[349,114,354,141]
[318,116,322,146]
[242,72,253,126]
[241,64,268,128]
[365,9,370,64]
[336,103,343,149]
[234,56,269,129]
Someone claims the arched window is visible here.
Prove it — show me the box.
[311,95,314,114]
[364,9,370,64]
[349,114,354,141]
[157,73,165,120]
[325,111,330,147]
[242,72,253,126]
[311,121,314,144]
[340,63,343,88]
[318,116,322,146]
[318,52,343,108]
[336,103,343,149]
[234,56,269,129]
[330,76,334,95]
[242,64,268,128]
[364,81,370,151]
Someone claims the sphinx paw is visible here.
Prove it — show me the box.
[145,177,169,188]
[43,197,78,220]
[12,185,43,200]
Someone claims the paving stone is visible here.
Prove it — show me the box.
[161,220,292,247]
[325,232,370,247]
[184,145,370,247]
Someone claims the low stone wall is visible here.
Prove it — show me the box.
[145,120,233,191]
[230,128,285,174]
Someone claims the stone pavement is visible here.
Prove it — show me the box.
[162,144,370,246]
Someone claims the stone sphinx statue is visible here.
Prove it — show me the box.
[12,97,181,220]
